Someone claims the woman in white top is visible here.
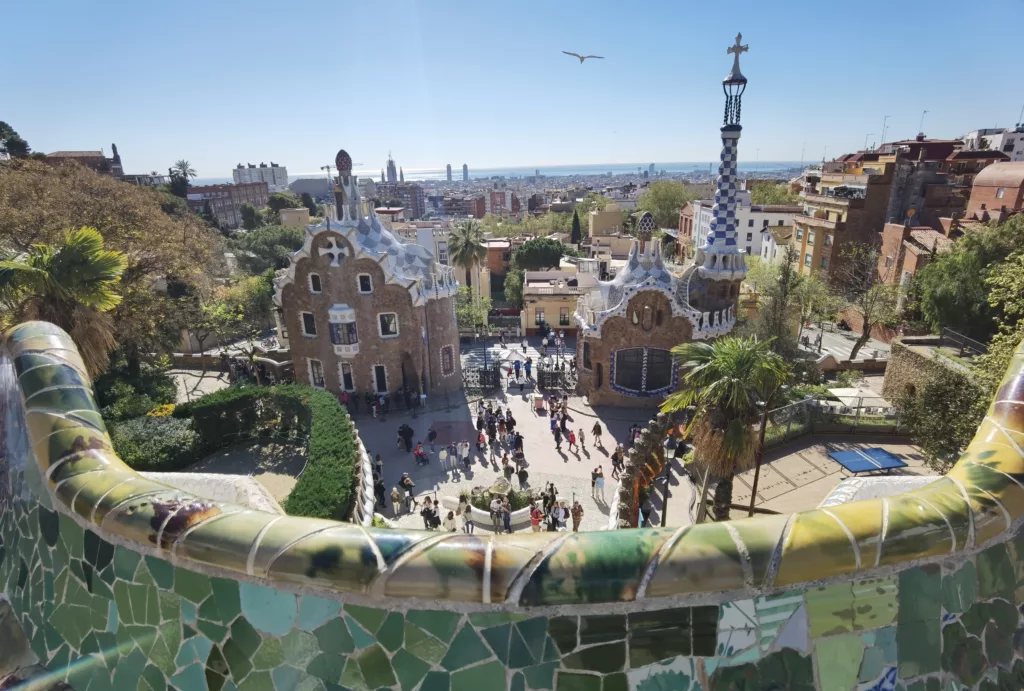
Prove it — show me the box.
[442,510,457,532]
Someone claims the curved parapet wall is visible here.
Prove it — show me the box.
[3,320,1024,690]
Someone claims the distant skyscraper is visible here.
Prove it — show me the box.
[462,164,468,181]
[400,167,404,183]
[446,164,452,182]
[648,163,656,175]
[381,169,385,183]
[535,169,540,178]
[386,153,398,183]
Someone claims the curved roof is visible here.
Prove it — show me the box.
[973,161,1024,188]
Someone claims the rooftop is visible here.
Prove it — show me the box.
[46,150,104,158]
[973,161,1024,188]
[906,228,954,254]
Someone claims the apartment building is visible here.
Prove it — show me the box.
[186,182,269,229]
[233,162,288,192]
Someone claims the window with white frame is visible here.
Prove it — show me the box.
[378,313,399,337]
[301,312,317,337]
[996,188,1006,199]
[329,321,358,345]
[358,274,373,294]
[535,308,545,325]
[560,307,570,326]
[796,228,804,240]
[808,231,815,245]
[308,359,325,388]
[308,273,322,294]
[339,362,354,391]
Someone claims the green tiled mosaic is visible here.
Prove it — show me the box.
[3,324,1024,689]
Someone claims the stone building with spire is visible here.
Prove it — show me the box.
[273,149,460,401]
[574,35,749,407]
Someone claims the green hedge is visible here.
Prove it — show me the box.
[174,383,357,520]
[109,417,198,472]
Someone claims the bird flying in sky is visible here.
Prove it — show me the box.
[562,51,604,64]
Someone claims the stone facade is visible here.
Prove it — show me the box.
[578,290,692,407]
[278,233,461,398]
[881,337,961,401]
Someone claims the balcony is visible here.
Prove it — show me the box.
[795,214,841,231]
[803,192,864,209]
[333,343,359,357]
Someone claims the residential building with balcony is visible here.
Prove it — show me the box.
[690,186,800,257]
[961,126,1024,162]
[521,270,594,336]
[376,182,425,219]
[186,182,269,229]
[233,162,289,192]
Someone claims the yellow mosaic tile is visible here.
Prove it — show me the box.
[644,524,746,597]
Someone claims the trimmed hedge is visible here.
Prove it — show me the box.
[174,383,358,520]
[109,417,198,472]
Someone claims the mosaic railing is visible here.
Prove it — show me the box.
[3,320,1024,690]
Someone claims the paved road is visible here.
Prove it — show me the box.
[798,324,890,361]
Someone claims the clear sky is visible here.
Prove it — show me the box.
[6,0,1023,178]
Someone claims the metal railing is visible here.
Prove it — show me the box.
[763,396,903,448]
[939,327,989,358]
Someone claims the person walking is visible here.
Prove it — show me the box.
[400,473,416,511]
[555,501,568,531]
[391,487,402,516]
[374,454,384,477]
[374,478,386,508]
[443,510,457,532]
[517,465,529,489]
[578,428,586,449]
[591,467,599,498]
[559,413,568,434]
[592,421,603,449]
[640,498,654,527]
[461,503,474,533]
[427,427,437,452]
[525,358,532,380]
[567,429,578,453]
[571,501,584,532]
[596,466,606,502]
[611,444,624,480]
[530,503,543,532]
[553,426,562,451]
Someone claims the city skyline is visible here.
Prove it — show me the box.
[5,0,1023,177]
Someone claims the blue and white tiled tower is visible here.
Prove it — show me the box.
[695,33,750,283]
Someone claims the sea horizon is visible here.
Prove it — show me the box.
[193,160,804,187]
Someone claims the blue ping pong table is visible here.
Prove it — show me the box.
[828,448,908,475]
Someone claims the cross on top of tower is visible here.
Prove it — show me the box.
[724,32,748,85]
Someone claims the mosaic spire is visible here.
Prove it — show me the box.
[696,33,749,281]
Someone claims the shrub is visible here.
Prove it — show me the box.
[147,403,175,417]
[109,417,198,472]
[95,357,176,408]
[101,381,157,421]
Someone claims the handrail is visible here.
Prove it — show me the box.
[5,320,1024,607]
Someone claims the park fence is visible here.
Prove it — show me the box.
[764,396,902,449]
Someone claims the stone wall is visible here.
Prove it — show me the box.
[5,321,1024,691]
[881,337,951,401]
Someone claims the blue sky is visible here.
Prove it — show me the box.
[5,0,1023,178]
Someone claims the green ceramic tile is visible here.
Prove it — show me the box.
[451,661,505,691]
[603,673,627,691]
[481,623,511,665]
[816,634,863,690]
[469,612,529,628]
[314,617,354,655]
[238,670,274,691]
[297,596,341,631]
[578,615,625,646]
[377,612,404,652]
[240,582,296,636]
[420,671,451,691]
[508,627,536,669]
[524,662,559,690]
[408,610,462,643]
[140,663,167,691]
[563,642,626,674]
[174,568,213,604]
[393,649,430,691]
[404,622,447,665]
[628,608,692,666]
[252,638,285,670]
[554,671,602,691]
[197,619,228,643]
[511,671,526,691]
[516,618,548,662]
[229,617,262,657]
[339,656,365,689]
[344,604,387,634]
[941,620,985,687]
[210,577,241,622]
[978,543,1016,601]
[344,614,375,649]
[441,624,493,671]
[142,556,173,589]
[358,643,397,688]
[223,637,254,681]
[942,561,978,614]
[308,652,345,685]
[281,629,320,667]
[548,616,578,655]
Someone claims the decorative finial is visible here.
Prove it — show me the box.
[725,33,749,85]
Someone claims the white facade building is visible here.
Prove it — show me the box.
[691,186,800,257]
[961,127,1024,162]
[233,162,289,192]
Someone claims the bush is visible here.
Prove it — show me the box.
[146,403,175,417]
[95,357,176,408]
[102,381,157,421]
[109,417,198,472]
[176,383,356,521]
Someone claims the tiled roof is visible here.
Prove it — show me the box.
[47,151,104,158]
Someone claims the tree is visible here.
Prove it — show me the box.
[267,191,302,213]
[300,192,317,216]
[896,368,986,474]
[0,159,220,373]
[974,249,1024,395]
[167,171,189,198]
[660,337,790,521]
[575,192,610,220]
[636,181,695,229]
[570,209,582,245]
[793,270,842,342]
[503,269,524,308]
[749,182,800,206]
[240,203,262,231]
[0,122,32,158]
[454,286,492,331]
[172,160,197,180]
[228,224,305,274]
[448,220,487,292]
[753,248,802,356]
[832,244,899,360]
[512,237,574,271]
[0,227,127,374]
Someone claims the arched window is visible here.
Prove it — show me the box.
[642,305,653,331]
[655,309,663,326]
[613,347,673,393]
[596,363,603,388]
[582,342,592,370]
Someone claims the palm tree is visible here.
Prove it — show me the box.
[661,336,790,521]
[0,226,128,375]
[448,220,487,293]
[173,159,197,180]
